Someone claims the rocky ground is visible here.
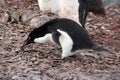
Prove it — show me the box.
[0,0,120,80]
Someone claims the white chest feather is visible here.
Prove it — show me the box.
[57,29,74,59]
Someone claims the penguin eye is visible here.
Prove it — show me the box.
[28,37,31,40]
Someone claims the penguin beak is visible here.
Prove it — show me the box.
[21,39,30,50]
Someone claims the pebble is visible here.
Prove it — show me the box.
[30,57,37,61]
[0,37,3,40]
[33,60,40,65]
[12,75,19,80]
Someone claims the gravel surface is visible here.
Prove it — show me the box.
[0,0,120,80]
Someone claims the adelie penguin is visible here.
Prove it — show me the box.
[22,18,111,59]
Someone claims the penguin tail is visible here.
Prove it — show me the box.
[92,44,113,53]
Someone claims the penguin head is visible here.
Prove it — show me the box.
[21,32,36,50]
[24,34,35,45]
[22,28,46,47]
[22,30,37,47]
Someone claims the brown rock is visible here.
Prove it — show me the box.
[0,12,10,23]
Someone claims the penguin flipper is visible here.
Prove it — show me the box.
[57,29,74,58]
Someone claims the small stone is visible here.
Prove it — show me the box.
[0,37,3,40]
[12,75,19,80]
[29,16,41,27]
[30,57,37,61]
[33,60,39,65]
[63,77,69,80]
[0,12,10,23]
[21,10,39,23]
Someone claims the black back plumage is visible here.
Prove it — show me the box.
[35,18,95,51]
[78,0,105,27]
